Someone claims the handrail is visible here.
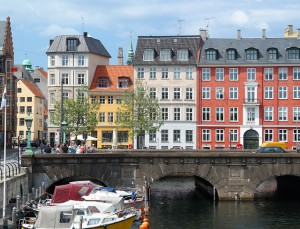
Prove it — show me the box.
[0,161,22,180]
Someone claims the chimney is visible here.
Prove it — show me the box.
[298,29,300,39]
[50,39,54,46]
[118,47,124,65]
[288,25,293,35]
[200,29,207,41]
[262,29,266,39]
[237,29,241,40]
[83,32,88,37]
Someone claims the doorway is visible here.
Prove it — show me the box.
[243,129,259,149]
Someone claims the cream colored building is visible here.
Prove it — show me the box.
[17,79,44,141]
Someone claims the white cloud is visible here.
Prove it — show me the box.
[40,25,80,37]
[230,10,250,26]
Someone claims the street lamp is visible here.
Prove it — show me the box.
[229,130,233,149]
[23,114,33,155]
[61,120,68,144]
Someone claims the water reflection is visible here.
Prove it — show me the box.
[148,177,300,229]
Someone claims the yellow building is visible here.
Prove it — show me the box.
[89,65,133,149]
[17,79,44,142]
[284,25,299,37]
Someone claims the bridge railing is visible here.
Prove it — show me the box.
[0,161,20,180]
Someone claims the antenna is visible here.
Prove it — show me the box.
[177,19,184,35]
[204,17,216,37]
[82,17,84,33]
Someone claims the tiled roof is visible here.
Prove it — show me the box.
[199,37,300,65]
[43,105,48,116]
[90,65,134,92]
[46,34,111,57]
[134,35,200,65]
[21,79,44,99]
[38,68,48,79]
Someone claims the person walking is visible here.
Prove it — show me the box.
[62,143,68,153]
[44,144,52,154]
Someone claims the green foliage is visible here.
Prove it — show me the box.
[52,86,100,138]
[116,80,163,138]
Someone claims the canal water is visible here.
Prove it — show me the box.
[148,177,300,229]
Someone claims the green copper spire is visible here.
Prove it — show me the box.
[127,32,134,65]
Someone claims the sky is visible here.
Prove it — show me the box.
[1,0,300,70]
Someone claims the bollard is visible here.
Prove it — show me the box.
[27,192,31,205]
[3,217,8,229]
[42,182,45,193]
[79,216,83,229]
[22,194,26,206]
[16,195,20,211]
[12,207,16,227]
[39,186,42,197]
[32,187,35,197]
[35,188,38,199]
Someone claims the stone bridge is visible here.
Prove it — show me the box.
[21,150,300,200]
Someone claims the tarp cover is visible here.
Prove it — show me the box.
[51,183,96,204]
[97,187,117,192]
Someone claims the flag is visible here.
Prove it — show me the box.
[1,86,6,110]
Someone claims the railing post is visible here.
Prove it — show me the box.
[12,207,16,227]
[16,195,20,211]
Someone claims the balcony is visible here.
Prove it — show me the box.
[243,99,261,106]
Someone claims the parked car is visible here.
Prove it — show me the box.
[255,146,286,153]
[260,142,287,150]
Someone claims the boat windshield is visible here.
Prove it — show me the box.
[87,218,100,225]
[87,206,100,214]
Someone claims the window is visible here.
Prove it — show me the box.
[150,88,156,99]
[99,112,105,122]
[19,131,24,137]
[246,48,258,60]
[118,78,129,88]
[20,106,25,114]
[99,96,105,104]
[247,107,255,122]
[102,131,113,143]
[34,78,40,83]
[50,93,55,105]
[174,108,181,121]
[186,108,193,121]
[50,74,55,85]
[216,87,224,100]
[62,55,69,66]
[229,107,238,122]
[150,67,156,79]
[264,129,273,142]
[216,129,224,142]
[279,68,288,80]
[186,66,193,79]
[20,97,25,102]
[264,68,274,80]
[247,68,256,81]
[216,107,224,122]
[264,87,273,99]
[293,107,300,121]
[27,106,32,114]
[202,68,210,81]
[118,131,128,143]
[161,108,169,120]
[202,129,211,142]
[50,56,55,66]
[62,74,69,85]
[108,96,113,104]
[229,87,238,99]
[162,67,168,79]
[63,92,69,99]
[287,48,300,59]
[216,68,224,81]
[160,49,171,61]
[206,49,217,60]
[161,130,169,142]
[227,49,236,60]
[202,87,210,99]
[78,55,85,66]
[97,77,109,88]
[66,38,78,51]
[202,107,210,121]
[173,88,181,100]
[264,107,273,121]
[174,67,181,79]
[278,129,287,142]
[278,107,287,121]
[19,118,24,126]
[186,130,193,142]
[161,88,169,100]
[27,97,32,102]
[143,49,154,61]
[137,68,144,79]
[186,88,193,100]
[293,129,300,142]
[177,49,189,61]
[17,88,21,93]
[108,112,114,122]
[229,68,238,81]
[77,74,85,85]
[116,96,122,104]
[293,86,300,99]
[268,48,277,60]
[293,67,300,80]
[173,130,181,142]
[230,130,238,142]
[149,130,156,142]
[278,86,287,99]
[91,96,97,104]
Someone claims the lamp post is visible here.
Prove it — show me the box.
[61,121,68,144]
[229,130,232,149]
[23,114,33,155]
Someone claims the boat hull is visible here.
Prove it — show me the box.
[82,215,135,229]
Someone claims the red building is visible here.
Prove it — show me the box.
[197,29,300,150]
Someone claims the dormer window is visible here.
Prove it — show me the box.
[177,49,189,61]
[160,49,171,61]
[227,49,236,60]
[205,49,217,60]
[245,48,258,60]
[66,38,78,51]
[118,77,129,88]
[97,77,110,88]
[287,47,300,59]
[267,48,278,60]
[143,49,154,61]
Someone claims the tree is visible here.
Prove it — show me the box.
[116,80,163,148]
[52,86,100,141]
